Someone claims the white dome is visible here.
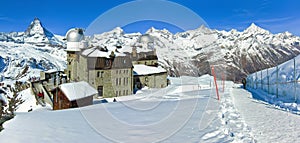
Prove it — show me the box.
[66,28,84,42]
[139,34,154,43]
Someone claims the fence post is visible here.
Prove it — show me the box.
[276,65,278,98]
[256,72,258,89]
[267,68,269,94]
[261,70,263,89]
[294,58,297,102]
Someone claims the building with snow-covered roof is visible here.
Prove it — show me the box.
[51,81,97,110]
[65,29,167,98]
[66,32,134,98]
[133,65,167,90]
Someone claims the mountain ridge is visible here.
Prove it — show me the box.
[1,18,300,82]
[88,23,300,81]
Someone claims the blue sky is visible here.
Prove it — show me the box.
[0,0,299,35]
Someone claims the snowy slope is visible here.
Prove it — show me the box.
[0,18,66,81]
[0,76,256,143]
[0,41,66,80]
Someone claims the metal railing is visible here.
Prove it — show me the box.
[246,57,299,102]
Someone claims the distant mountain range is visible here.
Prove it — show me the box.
[1,18,300,82]
[87,23,300,81]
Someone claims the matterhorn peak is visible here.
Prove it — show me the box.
[244,23,270,34]
[25,17,45,36]
[22,18,63,45]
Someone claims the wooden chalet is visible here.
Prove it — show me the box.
[51,81,97,110]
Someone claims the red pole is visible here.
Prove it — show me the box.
[211,66,220,100]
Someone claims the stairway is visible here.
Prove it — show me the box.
[31,82,55,107]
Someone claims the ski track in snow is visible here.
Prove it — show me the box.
[201,82,255,143]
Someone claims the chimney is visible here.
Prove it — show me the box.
[132,46,137,58]
[153,48,157,56]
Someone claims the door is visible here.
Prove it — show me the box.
[98,86,103,97]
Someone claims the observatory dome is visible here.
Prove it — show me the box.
[66,28,84,42]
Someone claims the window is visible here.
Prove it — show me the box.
[123,90,125,95]
[116,78,118,85]
[97,71,104,78]
[119,91,122,96]
[105,59,110,67]
[116,91,118,96]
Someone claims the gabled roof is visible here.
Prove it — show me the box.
[133,64,166,76]
[82,47,111,58]
[59,81,97,101]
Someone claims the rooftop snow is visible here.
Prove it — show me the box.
[133,64,166,75]
[81,47,125,58]
[44,69,63,73]
[59,81,97,101]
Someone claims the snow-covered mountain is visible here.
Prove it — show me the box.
[1,18,300,82]
[0,18,64,46]
[88,23,300,82]
[0,18,66,81]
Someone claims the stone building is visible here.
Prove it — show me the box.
[65,28,133,98]
[130,34,168,91]
[65,29,167,98]
[133,64,167,91]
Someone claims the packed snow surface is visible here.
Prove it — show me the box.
[1,76,300,142]
[0,76,255,143]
